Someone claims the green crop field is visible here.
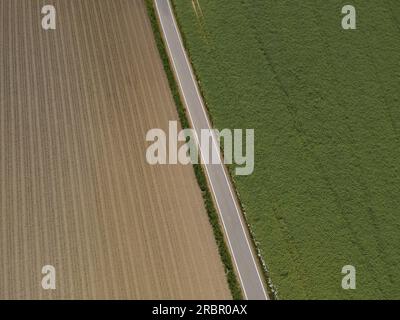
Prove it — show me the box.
[172,0,400,299]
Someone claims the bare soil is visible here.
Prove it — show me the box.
[0,0,230,299]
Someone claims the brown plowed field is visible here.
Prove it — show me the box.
[0,0,230,299]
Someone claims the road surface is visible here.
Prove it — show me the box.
[154,0,269,300]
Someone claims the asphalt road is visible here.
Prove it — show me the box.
[154,0,268,300]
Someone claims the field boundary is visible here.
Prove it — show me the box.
[145,0,243,300]
[166,0,278,300]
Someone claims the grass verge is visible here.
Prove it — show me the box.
[145,0,243,300]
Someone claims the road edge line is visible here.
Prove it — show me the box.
[163,0,277,300]
[145,0,243,300]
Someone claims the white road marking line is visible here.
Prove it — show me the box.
[154,0,268,300]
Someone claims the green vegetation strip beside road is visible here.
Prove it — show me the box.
[172,0,400,299]
[145,0,243,300]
